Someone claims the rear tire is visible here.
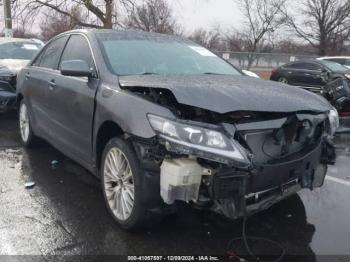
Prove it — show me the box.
[18,100,37,147]
[101,137,155,230]
[278,77,289,84]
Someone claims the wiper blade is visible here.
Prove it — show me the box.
[140,72,159,75]
[203,72,225,75]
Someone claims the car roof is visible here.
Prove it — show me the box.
[66,28,174,36]
[282,59,349,70]
[0,37,41,44]
[57,29,188,43]
[284,59,322,66]
[317,56,350,60]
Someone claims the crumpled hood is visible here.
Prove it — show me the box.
[119,75,331,114]
[0,59,29,74]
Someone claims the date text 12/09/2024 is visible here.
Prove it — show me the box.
[127,256,220,261]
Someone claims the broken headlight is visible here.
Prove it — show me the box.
[328,107,339,136]
[147,114,250,167]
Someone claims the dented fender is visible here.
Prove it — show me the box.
[94,84,175,138]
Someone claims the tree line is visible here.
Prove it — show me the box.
[6,0,350,59]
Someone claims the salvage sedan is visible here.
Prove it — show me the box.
[0,38,42,112]
[17,30,337,230]
[270,59,350,92]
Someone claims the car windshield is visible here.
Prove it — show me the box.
[0,41,41,60]
[322,60,349,72]
[99,37,241,76]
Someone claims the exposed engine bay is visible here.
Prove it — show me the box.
[121,86,297,123]
[126,85,336,220]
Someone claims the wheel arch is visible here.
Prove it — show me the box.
[16,93,24,110]
[95,120,124,172]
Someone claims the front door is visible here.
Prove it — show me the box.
[46,34,98,165]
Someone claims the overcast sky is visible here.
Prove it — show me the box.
[0,0,244,34]
[169,0,243,33]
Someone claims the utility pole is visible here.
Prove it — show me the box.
[3,0,13,37]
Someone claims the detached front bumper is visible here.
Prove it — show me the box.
[0,91,16,113]
[132,115,336,219]
[210,139,335,218]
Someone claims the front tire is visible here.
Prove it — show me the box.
[101,137,151,230]
[19,100,37,147]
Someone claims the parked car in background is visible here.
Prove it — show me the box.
[0,38,43,112]
[17,30,337,230]
[317,56,350,69]
[270,59,350,93]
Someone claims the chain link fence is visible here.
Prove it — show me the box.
[214,51,317,71]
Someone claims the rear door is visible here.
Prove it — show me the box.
[46,34,99,165]
[282,62,306,85]
[23,36,68,137]
[299,62,325,88]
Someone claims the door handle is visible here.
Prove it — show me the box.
[25,72,30,80]
[48,80,56,90]
[304,73,311,76]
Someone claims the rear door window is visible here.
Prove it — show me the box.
[32,50,45,67]
[38,36,68,69]
[303,63,323,71]
[284,62,304,69]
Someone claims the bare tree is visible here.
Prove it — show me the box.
[189,28,222,50]
[40,7,82,41]
[126,0,180,34]
[15,0,136,29]
[6,0,37,38]
[235,0,287,69]
[12,28,39,39]
[274,39,316,55]
[285,0,350,56]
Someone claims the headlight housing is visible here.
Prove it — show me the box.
[147,114,251,167]
[328,107,339,136]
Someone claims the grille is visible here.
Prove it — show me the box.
[240,117,325,164]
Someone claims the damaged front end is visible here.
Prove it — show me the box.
[0,67,17,113]
[127,86,337,220]
[0,81,16,113]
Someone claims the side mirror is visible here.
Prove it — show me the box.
[60,60,93,77]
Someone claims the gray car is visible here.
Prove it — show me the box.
[0,38,42,112]
[16,30,338,230]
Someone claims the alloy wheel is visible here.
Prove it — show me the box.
[19,103,30,143]
[278,77,288,84]
[103,147,135,221]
